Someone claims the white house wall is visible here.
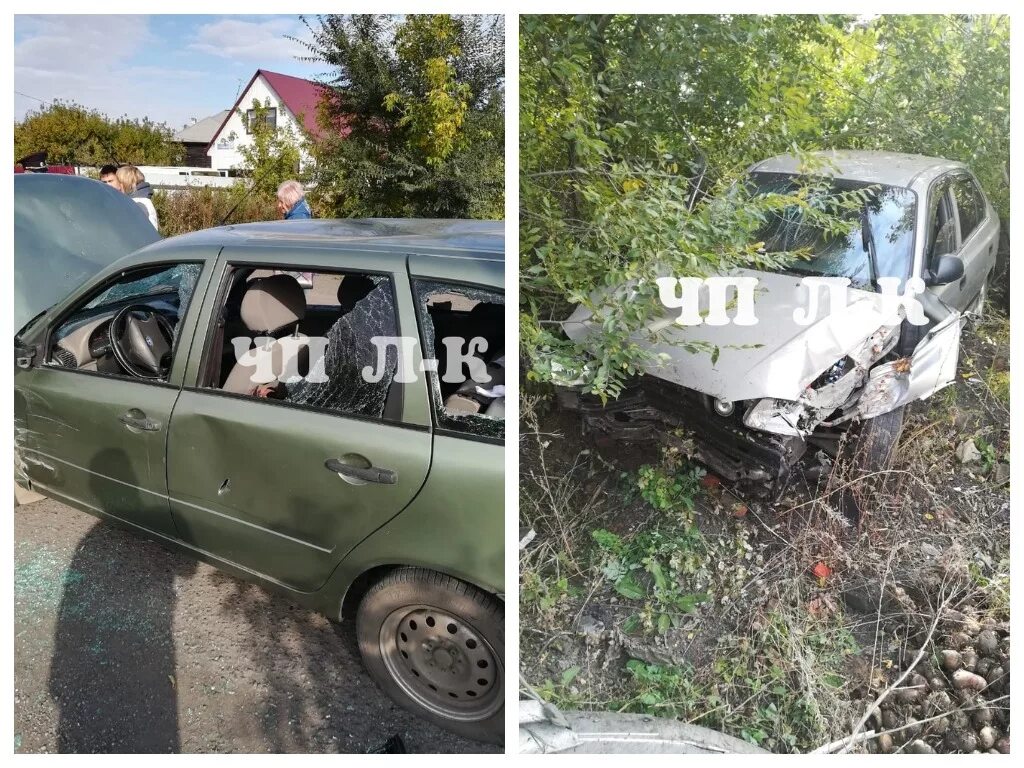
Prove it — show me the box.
[207,74,312,172]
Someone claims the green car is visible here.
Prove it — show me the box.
[14,174,505,744]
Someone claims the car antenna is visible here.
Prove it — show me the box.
[219,164,290,226]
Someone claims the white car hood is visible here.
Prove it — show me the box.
[562,269,897,402]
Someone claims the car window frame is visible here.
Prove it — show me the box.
[38,258,209,391]
[412,276,505,446]
[187,258,423,431]
[924,174,961,265]
[949,172,988,247]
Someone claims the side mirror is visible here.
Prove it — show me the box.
[926,253,964,286]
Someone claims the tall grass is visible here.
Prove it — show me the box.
[152,187,278,238]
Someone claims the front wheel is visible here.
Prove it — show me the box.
[356,567,504,744]
[839,405,906,522]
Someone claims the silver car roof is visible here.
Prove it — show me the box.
[750,149,968,189]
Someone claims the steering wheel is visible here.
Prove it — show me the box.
[109,304,176,379]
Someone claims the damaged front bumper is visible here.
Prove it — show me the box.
[558,376,807,493]
[556,309,964,493]
[742,311,963,436]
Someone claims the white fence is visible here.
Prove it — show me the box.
[135,166,242,190]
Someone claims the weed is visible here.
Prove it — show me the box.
[974,436,998,473]
[534,664,585,710]
[636,464,705,512]
[612,593,859,753]
[521,570,572,623]
[984,368,1010,407]
[591,459,711,634]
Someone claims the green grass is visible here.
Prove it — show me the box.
[610,606,860,752]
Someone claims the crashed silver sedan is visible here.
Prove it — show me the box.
[556,151,999,512]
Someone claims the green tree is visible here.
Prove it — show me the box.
[299,13,504,218]
[234,98,303,199]
[14,101,183,166]
[520,14,1010,399]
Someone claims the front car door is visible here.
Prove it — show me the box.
[15,257,213,537]
[921,174,962,309]
[165,246,433,592]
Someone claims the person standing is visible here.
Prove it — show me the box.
[99,164,119,188]
[114,165,159,231]
[276,180,313,286]
[276,180,312,220]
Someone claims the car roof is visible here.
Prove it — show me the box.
[149,218,504,259]
[750,150,968,189]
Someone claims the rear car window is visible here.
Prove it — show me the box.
[414,279,504,440]
[952,176,985,242]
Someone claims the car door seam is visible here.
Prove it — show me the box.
[166,495,335,553]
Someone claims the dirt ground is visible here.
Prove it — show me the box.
[520,300,1010,754]
[14,499,498,754]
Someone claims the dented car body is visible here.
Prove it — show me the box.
[557,151,998,492]
[14,174,505,741]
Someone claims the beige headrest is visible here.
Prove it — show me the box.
[241,274,306,333]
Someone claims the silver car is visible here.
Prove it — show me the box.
[556,150,999,516]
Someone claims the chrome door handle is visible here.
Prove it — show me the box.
[119,409,161,432]
[324,458,396,485]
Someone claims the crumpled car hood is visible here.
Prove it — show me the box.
[14,174,160,331]
[563,269,896,402]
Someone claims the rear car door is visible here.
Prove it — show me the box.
[165,247,433,592]
[949,173,997,308]
[15,259,211,537]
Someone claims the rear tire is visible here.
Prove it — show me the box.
[356,567,504,745]
[840,405,906,522]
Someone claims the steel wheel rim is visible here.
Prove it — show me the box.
[379,604,503,722]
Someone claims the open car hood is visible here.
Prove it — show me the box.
[563,269,899,402]
[14,174,160,332]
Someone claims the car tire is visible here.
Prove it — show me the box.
[840,405,906,522]
[356,567,504,745]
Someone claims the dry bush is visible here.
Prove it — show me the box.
[153,187,278,237]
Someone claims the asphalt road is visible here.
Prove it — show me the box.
[14,498,499,754]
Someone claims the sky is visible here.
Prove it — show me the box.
[14,15,327,130]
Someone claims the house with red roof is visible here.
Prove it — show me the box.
[206,69,329,172]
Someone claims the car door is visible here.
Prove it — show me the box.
[922,175,962,309]
[165,247,433,592]
[949,173,996,308]
[15,259,211,538]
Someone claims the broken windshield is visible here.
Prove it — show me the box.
[750,172,917,290]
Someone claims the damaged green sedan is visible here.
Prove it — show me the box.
[14,174,505,744]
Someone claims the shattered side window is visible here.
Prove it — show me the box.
[414,279,505,440]
[286,275,399,420]
[209,269,401,422]
[48,262,203,381]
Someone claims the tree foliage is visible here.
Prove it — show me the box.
[14,101,183,166]
[521,14,1010,398]
[299,13,504,218]
[234,98,303,199]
